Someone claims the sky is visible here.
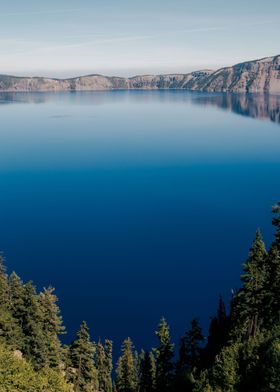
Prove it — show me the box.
[0,0,280,77]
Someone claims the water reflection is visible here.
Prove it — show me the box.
[0,91,279,125]
[190,93,280,125]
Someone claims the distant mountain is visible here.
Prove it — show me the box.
[0,55,280,93]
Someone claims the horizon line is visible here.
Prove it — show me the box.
[0,53,279,80]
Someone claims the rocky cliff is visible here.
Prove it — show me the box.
[0,55,280,93]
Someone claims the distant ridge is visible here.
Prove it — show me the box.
[0,55,280,93]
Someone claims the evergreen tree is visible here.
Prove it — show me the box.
[175,319,204,392]
[203,296,230,367]
[233,230,267,338]
[0,342,70,392]
[263,246,280,327]
[257,330,280,391]
[272,201,280,248]
[95,341,106,392]
[38,286,65,367]
[116,337,138,392]
[0,308,23,349]
[192,370,213,392]
[154,318,174,392]
[0,265,23,348]
[261,202,280,326]
[95,339,113,392]
[211,343,241,392]
[0,254,9,306]
[19,281,48,369]
[104,339,113,392]
[179,318,204,371]
[139,350,156,392]
[9,272,25,322]
[70,321,98,392]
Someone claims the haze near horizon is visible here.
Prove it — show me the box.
[1,0,280,78]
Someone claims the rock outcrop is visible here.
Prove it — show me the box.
[0,55,280,93]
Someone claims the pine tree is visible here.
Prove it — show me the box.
[95,341,106,391]
[9,272,25,321]
[0,254,9,306]
[193,370,213,392]
[203,296,229,367]
[154,318,174,392]
[139,350,156,392]
[95,340,113,392]
[181,318,204,370]
[263,245,280,327]
[38,286,65,367]
[257,330,280,391]
[70,321,98,392]
[234,230,267,338]
[272,201,280,248]
[104,339,113,392]
[0,342,70,392]
[0,263,23,348]
[20,281,48,369]
[175,319,204,392]
[116,337,138,392]
[211,343,241,392]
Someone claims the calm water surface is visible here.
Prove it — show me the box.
[1,91,280,350]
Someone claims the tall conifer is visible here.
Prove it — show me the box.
[116,337,138,392]
[38,286,65,367]
[70,321,97,391]
[139,350,156,392]
[234,230,267,337]
[95,340,113,392]
[154,318,174,392]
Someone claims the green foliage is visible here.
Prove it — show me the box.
[154,318,174,392]
[139,350,156,392]
[1,201,280,391]
[95,339,113,392]
[104,339,113,392]
[272,201,280,247]
[211,343,241,392]
[233,230,267,338]
[20,281,49,369]
[203,296,230,368]
[179,318,204,370]
[69,321,98,391]
[263,246,280,327]
[192,370,213,392]
[116,337,138,392]
[258,333,280,391]
[0,307,23,349]
[0,254,9,305]
[38,286,65,367]
[0,343,70,392]
[175,318,204,392]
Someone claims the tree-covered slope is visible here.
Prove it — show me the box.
[0,201,280,391]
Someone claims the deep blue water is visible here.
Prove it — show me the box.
[0,91,280,353]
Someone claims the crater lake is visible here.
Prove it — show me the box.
[1,90,280,351]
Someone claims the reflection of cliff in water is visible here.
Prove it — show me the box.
[191,93,280,125]
[0,91,279,125]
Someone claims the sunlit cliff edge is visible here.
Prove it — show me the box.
[0,55,280,93]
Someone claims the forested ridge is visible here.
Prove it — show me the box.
[1,202,280,391]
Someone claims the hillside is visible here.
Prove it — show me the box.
[0,202,280,391]
[0,55,280,93]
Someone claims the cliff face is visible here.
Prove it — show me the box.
[0,55,280,93]
[199,55,280,93]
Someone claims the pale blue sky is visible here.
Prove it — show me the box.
[1,0,280,77]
